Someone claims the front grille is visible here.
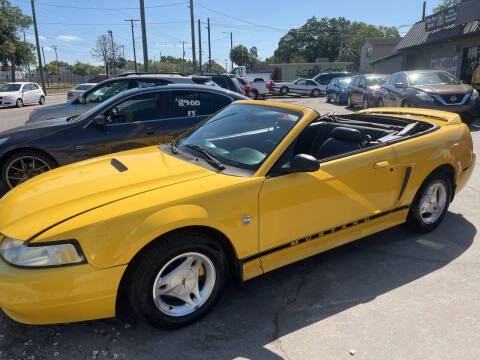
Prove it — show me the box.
[439,93,467,104]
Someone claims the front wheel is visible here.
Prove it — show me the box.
[127,231,226,329]
[311,89,320,97]
[335,94,340,104]
[1,150,56,189]
[406,174,451,232]
[16,98,23,108]
[347,95,352,107]
[280,87,288,95]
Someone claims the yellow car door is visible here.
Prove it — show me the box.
[258,145,404,273]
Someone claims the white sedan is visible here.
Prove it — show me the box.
[0,82,45,108]
[271,78,323,97]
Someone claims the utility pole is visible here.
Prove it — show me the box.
[125,19,139,72]
[41,46,48,85]
[225,59,228,72]
[23,30,32,81]
[207,18,211,72]
[139,0,148,72]
[108,30,115,76]
[189,0,196,72]
[230,32,233,70]
[198,19,202,72]
[51,45,59,81]
[30,0,46,94]
[182,41,185,73]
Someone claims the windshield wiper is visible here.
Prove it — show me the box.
[185,144,225,171]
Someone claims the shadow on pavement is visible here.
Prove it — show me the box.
[0,211,475,359]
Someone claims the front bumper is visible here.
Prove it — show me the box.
[338,92,348,103]
[0,257,126,325]
[412,100,480,118]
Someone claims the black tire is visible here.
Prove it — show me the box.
[335,94,340,104]
[280,87,288,95]
[16,98,23,108]
[311,89,320,97]
[378,98,384,107]
[363,96,369,109]
[39,95,45,105]
[325,95,330,103]
[347,95,352,107]
[1,149,57,190]
[402,100,411,107]
[252,89,259,100]
[126,231,227,329]
[406,172,452,232]
[460,112,474,125]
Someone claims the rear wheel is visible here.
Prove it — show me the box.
[39,95,45,105]
[16,98,23,108]
[402,100,411,107]
[280,87,288,95]
[311,89,320,97]
[127,231,227,329]
[378,98,384,107]
[252,89,259,100]
[406,173,451,232]
[1,150,57,189]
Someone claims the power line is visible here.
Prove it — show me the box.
[34,1,187,11]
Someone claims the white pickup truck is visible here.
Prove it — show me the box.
[230,66,272,83]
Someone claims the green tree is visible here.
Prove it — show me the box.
[72,61,102,75]
[230,45,251,67]
[0,0,35,82]
[273,17,399,70]
[433,0,466,13]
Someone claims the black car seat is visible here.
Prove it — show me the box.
[314,127,363,159]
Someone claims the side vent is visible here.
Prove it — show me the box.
[110,159,128,172]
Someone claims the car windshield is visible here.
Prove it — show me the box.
[367,76,388,86]
[338,78,351,87]
[75,84,92,90]
[0,84,21,92]
[176,103,302,172]
[407,72,460,86]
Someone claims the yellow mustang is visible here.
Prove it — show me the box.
[0,100,475,328]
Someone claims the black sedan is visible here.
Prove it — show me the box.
[0,84,247,189]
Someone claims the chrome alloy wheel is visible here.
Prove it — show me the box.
[419,181,447,224]
[6,156,51,188]
[152,252,216,317]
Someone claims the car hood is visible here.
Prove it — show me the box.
[0,116,72,136]
[0,91,20,97]
[412,84,472,94]
[28,102,76,123]
[0,146,215,240]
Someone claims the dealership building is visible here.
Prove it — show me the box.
[370,0,480,83]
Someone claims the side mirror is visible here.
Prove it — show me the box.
[394,82,405,89]
[281,154,320,174]
[79,94,86,104]
[93,116,107,127]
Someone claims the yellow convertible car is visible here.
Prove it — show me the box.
[0,100,475,328]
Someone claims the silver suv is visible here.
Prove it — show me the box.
[28,73,215,124]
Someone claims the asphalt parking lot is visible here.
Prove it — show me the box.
[0,95,479,360]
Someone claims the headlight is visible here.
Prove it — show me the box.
[0,138,8,145]
[471,89,479,102]
[415,92,435,102]
[0,236,85,267]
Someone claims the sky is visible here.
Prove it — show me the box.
[14,0,445,70]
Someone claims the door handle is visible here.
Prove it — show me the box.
[374,161,389,169]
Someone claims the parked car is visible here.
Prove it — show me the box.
[348,74,389,108]
[0,84,247,189]
[272,78,323,97]
[28,73,215,123]
[379,70,480,124]
[0,82,45,108]
[312,72,353,94]
[326,77,352,104]
[0,103,474,328]
[195,73,243,94]
[230,66,272,83]
[67,83,97,102]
